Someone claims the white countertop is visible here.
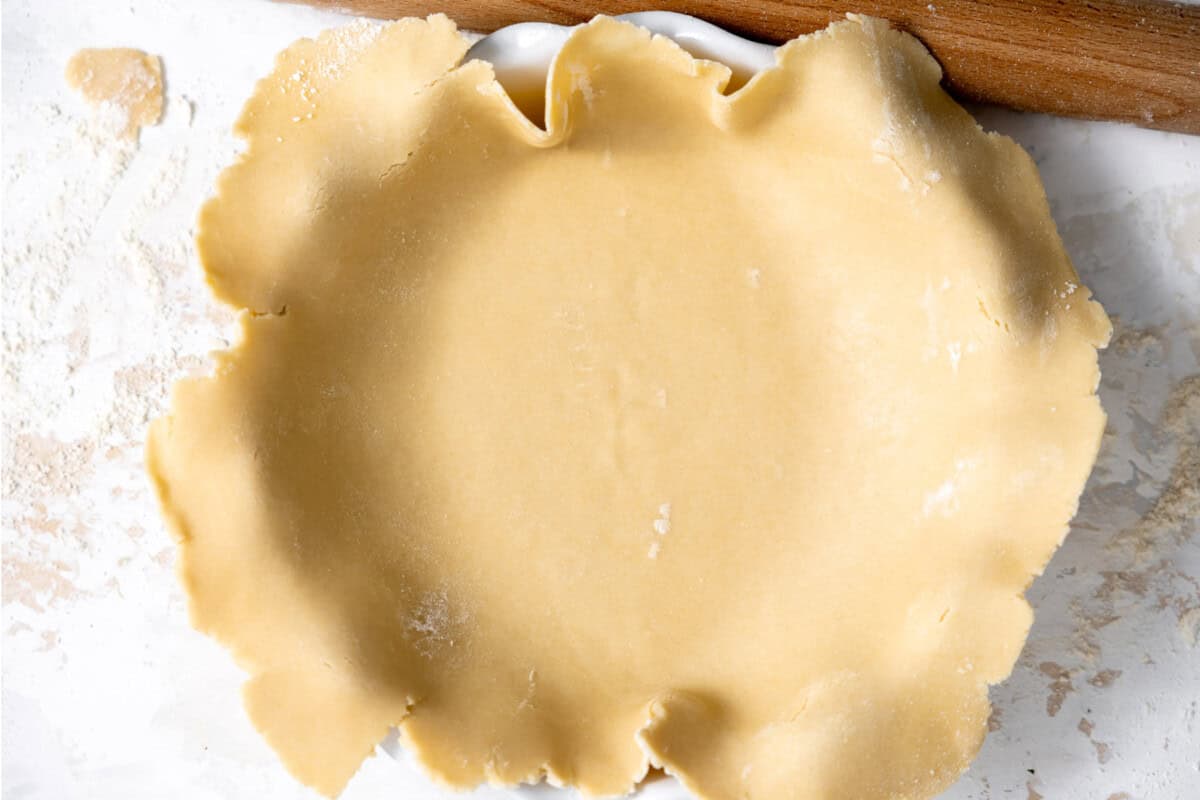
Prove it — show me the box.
[3,1,1198,799]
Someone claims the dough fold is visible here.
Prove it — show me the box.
[149,14,1109,799]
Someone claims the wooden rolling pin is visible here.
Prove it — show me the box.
[286,0,1200,134]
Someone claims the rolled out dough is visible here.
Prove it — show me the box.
[147,14,1109,800]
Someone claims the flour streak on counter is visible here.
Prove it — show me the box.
[1,3,429,799]
[2,1,1198,799]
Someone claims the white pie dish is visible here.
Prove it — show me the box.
[466,11,778,126]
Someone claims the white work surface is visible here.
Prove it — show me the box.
[3,1,1198,798]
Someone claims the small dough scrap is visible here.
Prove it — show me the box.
[148,14,1110,800]
[66,47,163,140]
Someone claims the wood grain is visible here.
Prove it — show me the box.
[283,0,1200,134]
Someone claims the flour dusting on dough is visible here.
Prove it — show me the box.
[947,342,963,372]
[923,458,977,517]
[861,17,934,193]
[316,19,383,81]
[653,502,672,535]
[404,590,469,659]
[65,48,163,140]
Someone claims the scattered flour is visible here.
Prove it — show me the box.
[3,26,244,790]
[946,341,963,372]
[0,4,440,797]
[646,503,672,558]
[653,502,672,535]
[316,19,384,81]
[921,458,976,518]
[403,589,470,659]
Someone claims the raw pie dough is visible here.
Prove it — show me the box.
[65,48,163,140]
[148,14,1109,800]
